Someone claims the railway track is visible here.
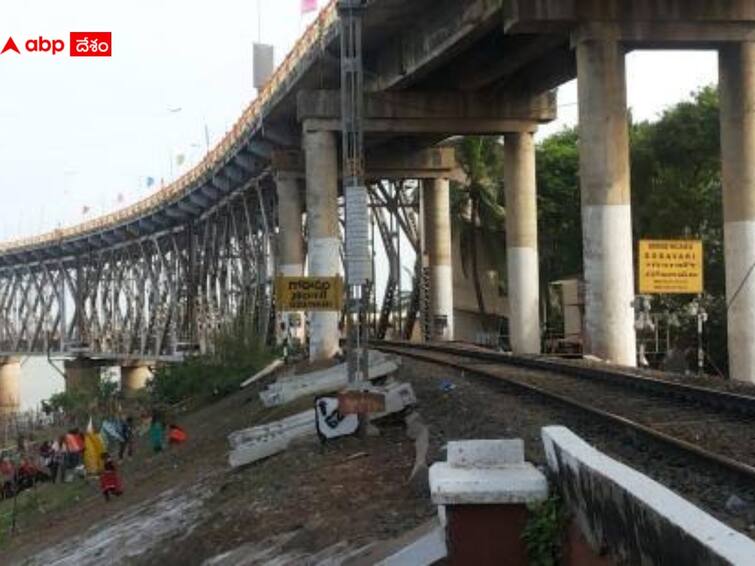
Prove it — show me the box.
[373,341,755,484]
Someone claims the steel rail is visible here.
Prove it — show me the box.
[374,341,755,482]
[378,341,755,416]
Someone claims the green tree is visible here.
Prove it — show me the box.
[536,128,583,289]
[451,136,507,321]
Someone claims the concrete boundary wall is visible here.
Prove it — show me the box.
[542,426,755,566]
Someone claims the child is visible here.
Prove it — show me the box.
[99,453,123,501]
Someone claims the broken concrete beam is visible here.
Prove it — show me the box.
[227,409,315,468]
[239,359,284,389]
[229,381,415,468]
[542,426,755,566]
[260,353,400,408]
[228,409,315,450]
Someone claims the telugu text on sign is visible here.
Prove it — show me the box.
[275,276,343,311]
[638,240,703,294]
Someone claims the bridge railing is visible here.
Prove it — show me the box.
[0,0,338,256]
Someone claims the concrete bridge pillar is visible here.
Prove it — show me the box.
[0,357,20,416]
[64,358,103,396]
[576,36,637,367]
[120,362,153,397]
[303,129,341,361]
[276,174,306,345]
[720,42,755,383]
[504,132,541,354]
[422,178,454,341]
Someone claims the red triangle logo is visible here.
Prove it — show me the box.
[1,37,20,55]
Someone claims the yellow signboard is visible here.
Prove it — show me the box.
[638,240,703,294]
[275,276,343,311]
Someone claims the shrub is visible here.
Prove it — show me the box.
[148,324,274,406]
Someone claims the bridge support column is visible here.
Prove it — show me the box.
[720,42,755,383]
[0,357,20,416]
[576,35,636,366]
[64,358,103,396]
[120,362,153,397]
[304,129,341,361]
[422,178,454,341]
[504,132,541,354]
[276,175,306,346]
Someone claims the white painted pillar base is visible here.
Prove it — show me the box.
[581,204,636,365]
[504,132,541,354]
[577,36,637,367]
[0,357,20,416]
[422,179,454,341]
[507,248,541,353]
[720,42,755,383]
[304,130,341,361]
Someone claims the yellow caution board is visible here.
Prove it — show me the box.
[638,240,703,294]
[276,276,343,311]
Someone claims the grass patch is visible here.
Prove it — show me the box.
[0,480,91,548]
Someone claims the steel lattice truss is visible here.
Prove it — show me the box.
[0,181,276,360]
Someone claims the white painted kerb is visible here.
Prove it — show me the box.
[542,426,755,565]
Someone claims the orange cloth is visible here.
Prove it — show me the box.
[168,426,187,444]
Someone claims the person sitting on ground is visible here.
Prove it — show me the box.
[167,423,187,445]
[148,413,165,454]
[99,453,123,501]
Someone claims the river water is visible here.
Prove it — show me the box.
[19,356,66,411]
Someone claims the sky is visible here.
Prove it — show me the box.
[0,1,720,242]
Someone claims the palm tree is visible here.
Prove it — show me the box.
[451,137,506,326]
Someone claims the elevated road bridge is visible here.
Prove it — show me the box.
[1,0,755,409]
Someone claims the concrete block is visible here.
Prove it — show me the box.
[447,439,524,468]
[430,438,547,506]
[542,425,755,566]
[430,463,548,505]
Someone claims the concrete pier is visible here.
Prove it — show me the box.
[422,178,454,341]
[504,132,541,354]
[304,129,341,361]
[64,358,103,396]
[720,42,755,384]
[576,36,637,367]
[276,174,306,344]
[120,362,153,397]
[0,357,20,416]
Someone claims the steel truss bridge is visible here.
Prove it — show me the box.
[0,0,560,361]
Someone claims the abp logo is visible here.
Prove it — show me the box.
[70,32,112,57]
